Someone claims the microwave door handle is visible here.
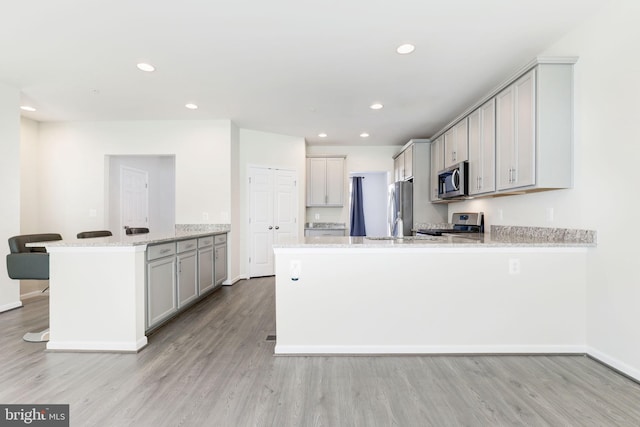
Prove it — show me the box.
[452,169,460,191]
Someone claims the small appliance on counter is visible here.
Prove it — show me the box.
[416,212,484,236]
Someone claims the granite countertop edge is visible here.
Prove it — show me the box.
[27,225,230,248]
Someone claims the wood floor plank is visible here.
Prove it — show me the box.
[1,277,640,426]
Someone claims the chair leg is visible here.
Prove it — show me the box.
[23,328,50,342]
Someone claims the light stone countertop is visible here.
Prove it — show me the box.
[274,225,596,249]
[27,226,230,248]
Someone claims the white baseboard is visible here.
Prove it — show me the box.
[47,337,148,353]
[587,346,640,382]
[223,274,247,286]
[0,300,23,313]
[274,344,587,355]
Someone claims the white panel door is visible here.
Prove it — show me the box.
[121,166,149,234]
[249,167,298,277]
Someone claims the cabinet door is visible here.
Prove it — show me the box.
[394,152,404,181]
[214,244,227,286]
[496,85,515,190]
[468,99,496,195]
[444,119,468,168]
[177,251,198,307]
[430,136,444,201]
[496,69,536,190]
[198,246,214,294]
[404,145,413,180]
[147,256,177,329]
[514,69,536,188]
[306,158,327,206]
[325,158,344,206]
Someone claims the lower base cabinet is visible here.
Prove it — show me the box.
[146,233,227,332]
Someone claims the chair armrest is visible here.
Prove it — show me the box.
[6,253,50,280]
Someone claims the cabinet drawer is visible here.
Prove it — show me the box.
[147,242,176,261]
[198,236,214,248]
[214,234,226,244]
[177,239,197,253]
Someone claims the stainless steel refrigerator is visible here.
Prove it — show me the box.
[387,181,413,237]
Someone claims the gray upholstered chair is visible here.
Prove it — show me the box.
[125,227,149,235]
[6,233,63,342]
[77,230,112,239]
[7,233,62,280]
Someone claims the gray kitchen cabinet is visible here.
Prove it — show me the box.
[146,242,177,329]
[444,118,469,168]
[177,239,198,307]
[430,136,444,202]
[214,234,227,286]
[306,157,345,207]
[305,228,346,237]
[468,98,496,195]
[198,236,215,295]
[393,144,414,181]
[496,64,573,192]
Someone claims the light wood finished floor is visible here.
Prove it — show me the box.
[1,277,640,426]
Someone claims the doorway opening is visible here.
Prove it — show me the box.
[107,155,176,238]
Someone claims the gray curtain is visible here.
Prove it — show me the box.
[350,177,366,236]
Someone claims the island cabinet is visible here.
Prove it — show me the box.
[306,156,345,207]
[177,239,198,307]
[214,234,227,286]
[146,242,177,329]
[146,232,228,332]
[198,236,215,294]
[430,136,444,202]
[444,118,469,168]
[468,98,496,195]
[496,64,573,192]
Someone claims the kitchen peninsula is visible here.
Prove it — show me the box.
[273,226,595,355]
[32,226,229,352]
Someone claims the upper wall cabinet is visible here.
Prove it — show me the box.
[394,144,414,181]
[444,118,469,168]
[496,64,573,192]
[430,136,444,202]
[468,98,496,196]
[306,156,345,207]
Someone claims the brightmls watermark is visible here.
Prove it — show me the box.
[0,405,68,426]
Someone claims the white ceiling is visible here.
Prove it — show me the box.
[1,0,606,146]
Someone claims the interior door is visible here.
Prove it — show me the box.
[121,166,149,235]
[249,167,298,277]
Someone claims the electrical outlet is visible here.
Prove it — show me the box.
[498,209,504,221]
[202,212,209,221]
[315,213,320,220]
[546,207,554,222]
[509,258,521,275]
[290,260,301,281]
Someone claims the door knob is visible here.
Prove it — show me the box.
[268,226,273,230]
[275,226,280,230]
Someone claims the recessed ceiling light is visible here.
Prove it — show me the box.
[185,103,198,110]
[360,133,370,138]
[20,106,36,112]
[318,133,328,138]
[370,103,383,110]
[396,44,416,54]
[136,63,155,72]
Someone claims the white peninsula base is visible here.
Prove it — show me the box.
[274,246,588,355]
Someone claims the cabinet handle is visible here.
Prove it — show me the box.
[178,260,181,273]
[512,168,517,183]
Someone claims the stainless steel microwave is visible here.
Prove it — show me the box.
[438,161,469,199]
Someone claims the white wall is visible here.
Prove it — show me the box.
[0,84,21,311]
[305,145,398,224]
[451,0,640,379]
[229,122,241,283]
[239,128,306,279]
[34,120,233,239]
